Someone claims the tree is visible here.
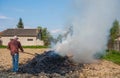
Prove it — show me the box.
[108,20,120,50]
[57,34,63,43]
[37,26,53,46]
[37,26,42,40]
[17,18,24,28]
[110,20,119,42]
[42,28,52,46]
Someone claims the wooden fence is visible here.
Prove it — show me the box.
[108,40,120,51]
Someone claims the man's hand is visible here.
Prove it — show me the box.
[21,50,24,53]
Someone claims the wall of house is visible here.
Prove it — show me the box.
[1,37,44,46]
[0,38,2,45]
[1,37,13,46]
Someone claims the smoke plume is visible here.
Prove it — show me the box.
[54,0,119,63]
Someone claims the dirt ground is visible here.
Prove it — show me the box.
[0,48,49,71]
[0,48,120,78]
[80,60,120,78]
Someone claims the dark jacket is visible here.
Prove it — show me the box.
[8,39,24,55]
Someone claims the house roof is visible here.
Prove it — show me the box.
[1,29,39,37]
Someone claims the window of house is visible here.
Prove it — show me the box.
[27,39,33,41]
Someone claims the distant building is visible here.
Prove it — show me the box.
[108,36,120,51]
[0,29,44,46]
[0,32,2,45]
[112,37,120,51]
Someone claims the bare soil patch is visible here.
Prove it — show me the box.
[0,49,120,78]
[80,60,120,78]
[0,48,48,70]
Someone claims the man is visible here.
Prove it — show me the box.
[8,36,24,72]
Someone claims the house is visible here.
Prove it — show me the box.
[0,32,2,45]
[0,28,44,46]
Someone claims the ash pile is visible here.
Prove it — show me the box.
[19,50,83,77]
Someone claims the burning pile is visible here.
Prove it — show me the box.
[18,50,83,76]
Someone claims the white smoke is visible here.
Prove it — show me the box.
[54,0,119,63]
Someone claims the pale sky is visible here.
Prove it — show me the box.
[0,0,72,35]
[0,0,120,36]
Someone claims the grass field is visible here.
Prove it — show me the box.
[102,50,120,65]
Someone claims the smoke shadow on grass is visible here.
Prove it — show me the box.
[17,51,84,76]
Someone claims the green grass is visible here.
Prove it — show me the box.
[102,50,120,65]
[23,46,49,48]
[0,45,7,48]
[0,45,49,48]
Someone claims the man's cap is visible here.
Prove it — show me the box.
[13,35,18,39]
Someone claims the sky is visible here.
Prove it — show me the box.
[0,0,71,35]
[0,0,120,36]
